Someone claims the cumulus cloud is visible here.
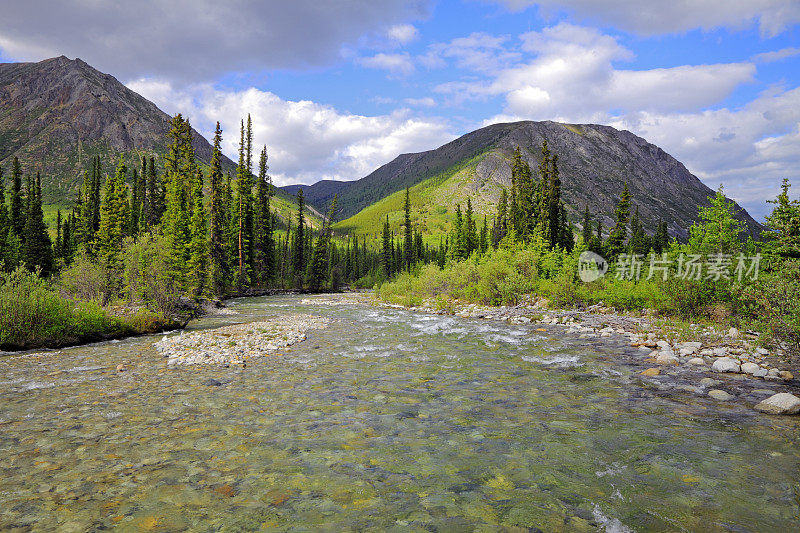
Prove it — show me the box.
[490,0,800,37]
[420,32,521,73]
[606,88,800,218]
[358,53,416,77]
[437,23,755,117]
[129,80,455,186]
[444,22,797,219]
[0,0,431,82]
[386,24,420,45]
[753,47,800,63]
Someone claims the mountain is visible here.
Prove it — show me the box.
[282,180,349,209]
[0,56,236,203]
[286,120,761,239]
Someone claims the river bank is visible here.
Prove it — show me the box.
[371,293,800,416]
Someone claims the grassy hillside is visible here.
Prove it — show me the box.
[333,151,503,243]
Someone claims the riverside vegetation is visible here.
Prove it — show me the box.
[379,143,800,367]
[0,111,798,361]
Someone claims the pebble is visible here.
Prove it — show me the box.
[740,362,760,375]
[708,389,734,401]
[687,357,705,366]
[700,377,721,387]
[711,357,740,373]
[656,352,678,365]
[753,393,800,415]
[641,368,660,377]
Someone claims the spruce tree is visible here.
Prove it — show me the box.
[10,157,24,240]
[54,210,63,262]
[464,197,477,255]
[510,147,533,237]
[292,189,306,286]
[763,178,800,259]
[163,114,195,290]
[451,204,465,260]
[128,168,140,236]
[493,188,508,246]
[188,168,208,297]
[254,145,274,285]
[403,188,413,270]
[479,215,488,254]
[558,203,573,251]
[382,216,392,276]
[628,206,650,255]
[208,122,228,297]
[236,119,254,289]
[146,157,164,226]
[0,167,14,270]
[21,173,53,276]
[308,196,338,291]
[62,213,73,266]
[605,183,631,258]
[95,160,128,275]
[546,154,562,246]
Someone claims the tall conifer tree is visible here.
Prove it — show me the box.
[208,122,228,296]
[10,157,24,240]
[403,188,413,270]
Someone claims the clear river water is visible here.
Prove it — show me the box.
[1,294,799,532]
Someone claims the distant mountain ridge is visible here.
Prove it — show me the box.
[0,56,236,202]
[284,120,762,238]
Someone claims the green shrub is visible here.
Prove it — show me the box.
[736,259,800,355]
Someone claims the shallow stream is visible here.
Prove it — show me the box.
[1,294,799,531]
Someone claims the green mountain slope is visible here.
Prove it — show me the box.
[324,121,762,240]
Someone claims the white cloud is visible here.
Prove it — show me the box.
[404,97,437,107]
[753,47,800,63]
[129,80,455,186]
[358,52,416,77]
[421,32,521,73]
[606,88,800,218]
[490,0,800,37]
[386,24,419,45]
[0,0,431,82]
[454,22,797,220]
[437,23,755,117]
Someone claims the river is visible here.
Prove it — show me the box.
[1,294,798,531]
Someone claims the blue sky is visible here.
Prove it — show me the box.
[1,0,799,219]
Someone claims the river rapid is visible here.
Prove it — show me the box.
[1,293,799,531]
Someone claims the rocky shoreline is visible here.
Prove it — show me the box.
[380,294,800,416]
[155,314,329,366]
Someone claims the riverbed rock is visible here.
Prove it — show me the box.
[741,362,760,375]
[728,327,740,338]
[753,368,768,378]
[641,368,660,377]
[753,393,800,415]
[708,389,734,401]
[656,352,679,365]
[700,377,721,387]
[687,357,705,366]
[711,358,740,373]
[780,371,794,381]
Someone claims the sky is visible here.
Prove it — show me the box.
[1,1,799,220]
